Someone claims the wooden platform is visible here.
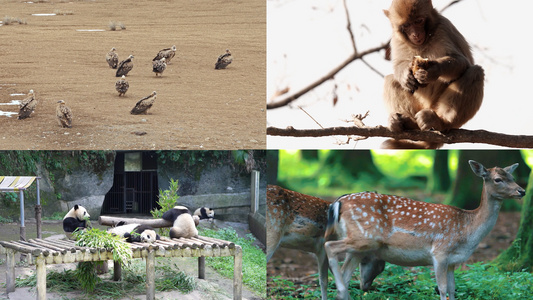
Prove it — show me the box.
[0,236,243,300]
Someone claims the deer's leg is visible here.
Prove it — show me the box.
[315,245,329,300]
[447,265,456,300]
[360,256,385,291]
[325,240,351,300]
[433,258,449,300]
[340,252,359,289]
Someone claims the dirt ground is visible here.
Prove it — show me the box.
[0,0,266,150]
[267,211,522,294]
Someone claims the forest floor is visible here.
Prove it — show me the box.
[0,0,265,150]
[267,211,522,294]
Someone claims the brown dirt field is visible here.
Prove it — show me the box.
[0,0,266,150]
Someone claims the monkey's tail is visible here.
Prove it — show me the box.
[325,200,342,241]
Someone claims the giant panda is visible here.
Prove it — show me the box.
[63,204,90,234]
[162,206,198,239]
[193,207,215,220]
[108,222,160,243]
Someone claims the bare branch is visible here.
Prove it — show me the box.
[267,42,389,110]
[266,125,533,149]
[343,0,357,53]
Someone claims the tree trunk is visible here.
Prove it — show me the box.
[266,150,279,186]
[427,150,450,194]
[493,167,533,271]
[447,150,529,210]
[324,150,384,180]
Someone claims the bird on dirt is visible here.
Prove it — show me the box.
[152,58,167,77]
[18,89,37,120]
[153,45,176,64]
[215,49,232,69]
[106,47,119,69]
[130,91,156,115]
[115,75,129,96]
[56,100,72,128]
[116,55,134,77]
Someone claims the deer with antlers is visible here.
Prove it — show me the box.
[267,185,386,299]
[324,160,525,300]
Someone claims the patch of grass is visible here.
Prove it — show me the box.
[53,9,74,16]
[199,227,266,298]
[42,211,64,221]
[108,21,125,31]
[15,259,196,299]
[268,262,533,299]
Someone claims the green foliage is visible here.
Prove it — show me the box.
[200,227,266,297]
[15,259,196,299]
[268,262,533,299]
[74,228,132,266]
[151,178,181,236]
[73,228,132,292]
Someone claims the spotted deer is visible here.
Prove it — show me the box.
[267,185,385,299]
[324,160,525,300]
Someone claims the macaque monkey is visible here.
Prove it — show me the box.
[382,0,484,148]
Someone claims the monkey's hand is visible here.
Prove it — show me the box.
[399,69,420,93]
[411,57,439,85]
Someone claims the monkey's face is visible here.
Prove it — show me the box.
[400,17,426,45]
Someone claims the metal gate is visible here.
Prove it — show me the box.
[102,152,158,214]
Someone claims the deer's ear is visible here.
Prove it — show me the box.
[469,160,488,178]
[504,163,519,174]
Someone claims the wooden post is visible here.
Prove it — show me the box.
[233,246,243,300]
[36,178,42,239]
[113,260,122,281]
[198,256,205,279]
[146,250,155,300]
[251,170,260,214]
[6,248,15,293]
[36,255,46,300]
[35,205,42,239]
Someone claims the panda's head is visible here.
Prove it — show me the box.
[140,228,160,243]
[65,204,90,221]
[194,207,215,220]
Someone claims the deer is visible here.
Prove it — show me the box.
[267,185,385,300]
[323,160,526,300]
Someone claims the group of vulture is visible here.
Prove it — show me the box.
[107,45,233,115]
[14,46,233,127]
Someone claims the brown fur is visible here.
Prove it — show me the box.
[382,0,484,148]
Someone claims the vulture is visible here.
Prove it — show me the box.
[215,49,233,69]
[116,55,134,77]
[106,47,118,69]
[56,100,72,128]
[115,75,129,96]
[153,45,176,64]
[130,91,156,115]
[18,89,37,120]
[152,58,167,77]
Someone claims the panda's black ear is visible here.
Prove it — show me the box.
[156,234,161,240]
[74,204,79,210]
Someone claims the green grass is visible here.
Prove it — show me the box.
[199,227,266,298]
[268,262,533,299]
[15,259,196,299]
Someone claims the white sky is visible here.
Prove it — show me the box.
[267,0,532,149]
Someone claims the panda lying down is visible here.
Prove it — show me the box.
[108,222,160,243]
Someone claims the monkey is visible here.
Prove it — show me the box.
[382,0,484,149]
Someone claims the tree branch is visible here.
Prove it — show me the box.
[267,42,389,110]
[266,126,533,148]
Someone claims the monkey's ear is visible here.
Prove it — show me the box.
[383,9,390,18]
